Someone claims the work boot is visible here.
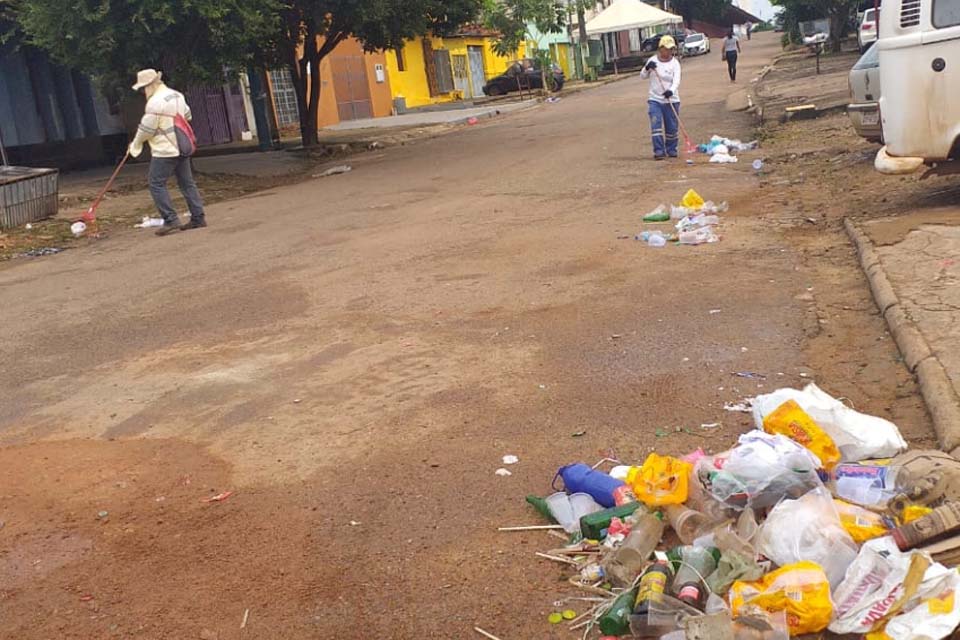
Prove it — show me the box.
[155,223,181,237]
[180,218,207,231]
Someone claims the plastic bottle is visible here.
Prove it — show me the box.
[603,512,666,586]
[556,463,626,508]
[664,504,713,545]
[648,233,667,247]
[678,227,717,245]
[579,502,644,539]
[833,461,904,507]
[668,545,720,610]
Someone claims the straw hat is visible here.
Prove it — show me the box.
[659,35,677,49]
[132,69,163,90]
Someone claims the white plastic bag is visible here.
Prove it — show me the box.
[885,568,960,640]
[701,431,824,511]
[829,536,918,634]
[831,536,960,639]
[752,383,907,461]
[709,153,738,163]
[757,486,858,588]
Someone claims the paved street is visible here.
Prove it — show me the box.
[0,32,937,638]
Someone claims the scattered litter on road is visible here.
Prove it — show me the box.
[135,217,164,228]
[313,165,352,178]
[709,153,738,164]
[70,221,87,237]
[240,608,250,630]
[638,191,726,247]
[24,223,32,230]
[350,520,361,526]
[473,626,505,640]
[572,430,587,438]
[734,371,766,380]
[96,510,109,520]
[546,97,562,104]
[495,468,512,477]
[511,380,960,639]
[79,594,94,602]
[503,454,519,465]
[709,309,722,315]
[467,117,480,125]
[17,247,62,258]
[202,491,235,503]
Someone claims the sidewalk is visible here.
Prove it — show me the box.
[328,101,536,131]
[754,39,960,456]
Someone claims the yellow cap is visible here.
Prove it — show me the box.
[659,35,677,49]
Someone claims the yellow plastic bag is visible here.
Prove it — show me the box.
[762,399,841,470]
[730,561,833,636]
[680,188,705,209]
[834,499,890,543]
[627,453,692,506]
[900,504,933,525]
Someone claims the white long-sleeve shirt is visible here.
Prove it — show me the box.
[640,57,681,104]
[130,85,192,158]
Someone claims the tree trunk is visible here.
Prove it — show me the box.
[829,10,845,53]
[577,4,589,80]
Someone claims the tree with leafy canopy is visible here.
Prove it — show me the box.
[670,0,732,29]
[485,0,567,91]
[261,0,483,146]
[771,0,855,51]
[7,0,280,97]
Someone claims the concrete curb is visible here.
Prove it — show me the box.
[845,218,960,457]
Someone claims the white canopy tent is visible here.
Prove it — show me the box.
[585,0,683,36]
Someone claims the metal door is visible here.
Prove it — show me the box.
[204,90,232,145]
[331,56,373,121]
[452,54,471,98]
[468,46,487,98]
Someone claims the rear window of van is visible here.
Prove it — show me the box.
[934,0,960,27]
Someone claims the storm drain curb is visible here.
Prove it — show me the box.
[845,218,960,457]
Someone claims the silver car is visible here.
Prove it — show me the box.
[848,45,882,142]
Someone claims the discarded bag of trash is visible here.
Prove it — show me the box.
[628,453,692,506]
[752,383,907,461]
[678,226,719,245]
[757,487,858,588]
[729,561,833,636]
[762,399,841,470]
[680,188,705,209]
[697,430,823,510]
[710,152,739,164]
[828,535,960,639]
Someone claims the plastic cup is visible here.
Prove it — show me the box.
[569,492,604,521]
[545,492,578,533]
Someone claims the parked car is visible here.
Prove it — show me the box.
[858,8,878,52]
[483,59,565,96]
[682,33,711,56]
[640,32,687,53]
[876,0,960,173]
[847,44,883,143]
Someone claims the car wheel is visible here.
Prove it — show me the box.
[486,85,504,97]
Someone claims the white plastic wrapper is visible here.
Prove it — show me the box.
[757,486,858,588]
[752,383,907,461]
[830,536,918,634]
[885,568,960,640]
[830,536,960,639]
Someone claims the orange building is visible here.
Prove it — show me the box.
[267,37,394,134]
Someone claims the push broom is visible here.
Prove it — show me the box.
[81,150,130,225]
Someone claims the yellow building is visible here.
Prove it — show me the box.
[385,28,525,110]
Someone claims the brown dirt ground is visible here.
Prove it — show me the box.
[0,33,948,639]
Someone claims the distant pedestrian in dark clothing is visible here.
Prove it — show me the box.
[722,31,742,82]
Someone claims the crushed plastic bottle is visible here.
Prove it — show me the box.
[603,511,666,586]
[678,227,719,245]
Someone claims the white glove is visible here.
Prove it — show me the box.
[128,142,143,158]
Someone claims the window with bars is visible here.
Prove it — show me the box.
[268,69,300,128]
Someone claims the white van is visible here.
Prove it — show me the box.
[875,0,960,173]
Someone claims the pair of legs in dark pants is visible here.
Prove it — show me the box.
[648,100,680,158]
[726,51,739,81]
[148,157,205,227]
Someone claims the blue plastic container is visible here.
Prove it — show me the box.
[555,463,625,508]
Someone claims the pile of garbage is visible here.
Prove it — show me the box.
[509,383,960,640]
[638,190,725,247]
[697,135,760,164]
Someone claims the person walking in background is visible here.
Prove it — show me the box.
[746,22,753,40]
[128,69,207,237]
[722,30,742,82]
[640,35,682,160]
